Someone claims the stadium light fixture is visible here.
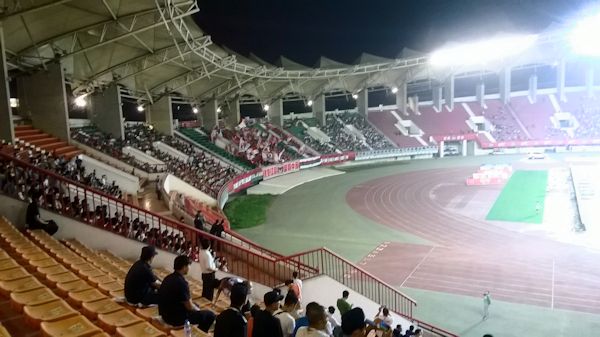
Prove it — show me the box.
[9,98,18,108]
[137,105,145,112]
[263,104,270,112]
[192,107,199,114]
[430,34,538,67]
[74,94,88,108]
[352,93,359,100]
[391,87,399,94]
[307,99,313,107]
[216,106,222,113]
[570,12,600,56]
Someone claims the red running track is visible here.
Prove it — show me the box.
[346,167,600,314]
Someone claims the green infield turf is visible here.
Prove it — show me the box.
[486,170,548,223]
[224,194,275,229]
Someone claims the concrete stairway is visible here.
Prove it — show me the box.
[14,125,81,159]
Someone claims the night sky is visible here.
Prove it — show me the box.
[194,0,591,66]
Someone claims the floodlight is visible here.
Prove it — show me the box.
[307,99,313,107]
[430,34,538,67]
[391,87,398,94]
[263,104,270,112]
[74,94,88,108]
[192,107,199,114]
[216,106,222,113]
[352,94,359,100]
[570,12,600,56]
[9,98,18,108]
[137,105,145,112]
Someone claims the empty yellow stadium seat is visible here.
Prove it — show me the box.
[40,315,102,337]
[24,299,78,327]
[97,309,144,334]
[136,306,159,321]
[46,271,80,286]
[56,280,92,297]
[116,321,166,337]
[10,287,59,311]
[0,259,19,271]
[0,275,44,296]
[67,289,107,307]
[0,267,30,281]
[37,265,70,277]
[81,298,123,320]
[97,281,123,294]
[29,258,59,269]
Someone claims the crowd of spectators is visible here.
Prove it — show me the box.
[74,125,238,198]
[212,122,302,166]
[483,106,528,142]
[337,112,393,150]
[284,119,337,154]
[571,98,600,139]
[323,115,370,152]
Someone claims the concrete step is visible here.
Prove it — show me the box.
[60,149,82,160]
[54,145,78,155]
[14,129,43,137]
[40,141,69,151]
[16,133,50,142]
[14,124,34,131]
[28,138,62,147]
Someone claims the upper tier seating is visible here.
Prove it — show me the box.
[560,92,600,139]
[284,118,338,154]
[367,110,423,148]
[323,115,369,151]
[14,125,81,160]
[509,96,568,141]
[336,112,394,150]
[177,128,254,170]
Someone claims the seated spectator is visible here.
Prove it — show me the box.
[214,282,250,337]
[403,325,415,337]
[392,324,403,337]
[337,290,352,316]
[374,306,393,330]
[213,277,252,305]
[327,306,340,336]
[412,329,422,337]
[295,302,329,337]
[124,246,161,305]
[26,192,58,235]
[341,307,367,337]
[158,255,216,331]
[274,292,300,337]
[253,290,284,337]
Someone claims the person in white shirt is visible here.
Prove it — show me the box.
[296,302,329,337]
[274,291,299,337]
[198,239,217,300]
[374,306,393,330]
[292,271,303,291]
[326,306,340,335]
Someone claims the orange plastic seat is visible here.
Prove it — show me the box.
[10,287,59,311]
[0,275,44,296]
[78,268,104,279]
[88,274,114,286]
[29,258,59,269]
[81,298,123,320]
[0,250,10,260]
[67,289,107,307]
[56,280,92,297]
[46,271,80,286]
[22,252,51,261]
[40,315,102,337]
[98,309,144,334]
[0,259,18,271]
[98,281,123,294]
[71,263,96,273]
[0,267,30,281]
[24,299,79,327]
[116,321,166,337]
[136,306,159,321]
[170,326,210,337]
[37,265,70,277]
[110,289,124,298]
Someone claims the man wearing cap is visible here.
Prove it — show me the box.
[124,246,161,305]
[253,290,284,337]
[158,255,216,332]
[214,282,249,337]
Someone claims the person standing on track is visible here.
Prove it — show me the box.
[482,291,491,320]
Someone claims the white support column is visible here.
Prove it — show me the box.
[499,67,511,104]
[528,74,538,103]
[356,89,368,117]
[314,94,326,126]
[462,139,467,156]
[395,83,407,115]
[439,140,444,158]
[476,82,485,107]
[585,65,595,98]
[268,98,283,126]
[149,96,173,136]
[0,24,13,143]
[557,59,566,102]
[433,86,443,112]
[445,75,455,111]
[225,97,240,127]
[409,95,420,114]
[201,98,218,129]
[89,83,124,139]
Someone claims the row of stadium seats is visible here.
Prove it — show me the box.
[0,215,232,337]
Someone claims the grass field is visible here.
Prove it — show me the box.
[486,170,548,224]
[224,194,275,229]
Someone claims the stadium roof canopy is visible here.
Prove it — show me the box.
[1,0,578,106]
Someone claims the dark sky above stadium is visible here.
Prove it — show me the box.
[194,0,591,66]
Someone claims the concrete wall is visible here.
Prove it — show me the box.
[17,62,70,141]
[163,174,217,206]
[79,154,140,196]
[0,26,13,143]
[89,84,124,139]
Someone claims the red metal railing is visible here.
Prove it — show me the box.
[0,149,458,336]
